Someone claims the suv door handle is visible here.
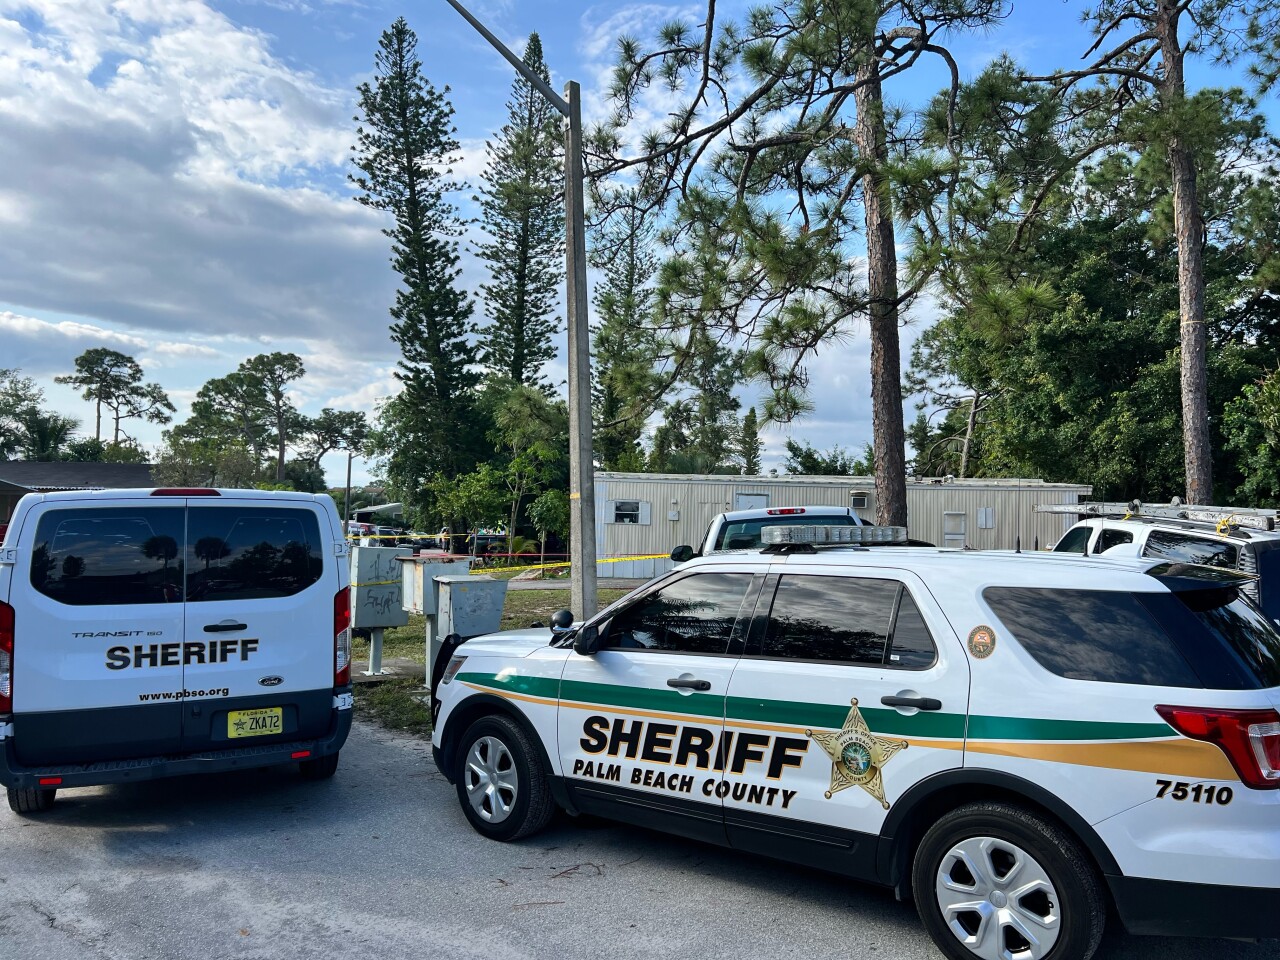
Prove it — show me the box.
[881,695,942,711]
[667,677,711,691]
[204,622,248,633]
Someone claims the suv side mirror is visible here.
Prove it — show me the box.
[671,544,695,564]
[573,624,601,657]
[550,609,574,638]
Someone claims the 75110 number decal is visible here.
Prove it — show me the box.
[1155,780,1233,805]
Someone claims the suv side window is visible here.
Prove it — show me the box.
[186,507,323,602]
[758,575,907,666]
[984,586,1200,687]
[30,507,186,606]
[1142,530,1238,569]
[1098,528,1133,551]
[1052,526,1092,554]
[889,591,938,669]
[604,572,754,654]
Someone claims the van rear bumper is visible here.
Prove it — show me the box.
[0,706,352,791]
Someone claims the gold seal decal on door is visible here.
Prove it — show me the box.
[807,698,908,809]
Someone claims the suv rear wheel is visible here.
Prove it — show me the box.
[8,787,56,814]
[455,714,555,842]
[912,801,1105,960]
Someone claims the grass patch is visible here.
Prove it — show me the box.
[353,677,432,736]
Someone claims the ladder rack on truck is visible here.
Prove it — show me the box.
[1034,500,1280,532]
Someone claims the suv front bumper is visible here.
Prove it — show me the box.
[0,706,352,791]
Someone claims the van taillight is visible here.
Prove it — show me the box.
[1157,704,1280,789]
[334,588,351,687]
[0,600,13,714]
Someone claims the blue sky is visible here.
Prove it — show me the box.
[1,0,1272,487]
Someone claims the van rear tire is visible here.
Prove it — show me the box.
[8,787,56,814]
[299,752,340,780]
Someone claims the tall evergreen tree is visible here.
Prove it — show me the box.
[476,33,564,390]
[351,19,479,492]
[591,200,662,470]
[738,407,762,475]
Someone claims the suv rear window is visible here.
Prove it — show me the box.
[31,508,186,606]
[715,514,855,551]
[186,508,323,602]
[1141,530,1238,569]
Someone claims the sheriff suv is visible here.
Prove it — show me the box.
[670,504,865,563]
[0,488,354,814]
[432,524,1280,960]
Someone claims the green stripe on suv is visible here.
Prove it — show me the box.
[456,672,1173,742]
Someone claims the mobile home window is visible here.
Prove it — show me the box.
[614,501,641,524]
[850,492,869,509]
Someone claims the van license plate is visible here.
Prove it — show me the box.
[228,707,283,739]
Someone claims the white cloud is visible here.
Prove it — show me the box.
[0,0,397,354]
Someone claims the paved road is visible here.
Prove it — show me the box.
[2,721,1275,960]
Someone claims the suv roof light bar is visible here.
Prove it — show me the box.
[761,524,907,548]
[1035,500,1279,532]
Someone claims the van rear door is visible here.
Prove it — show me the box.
[13,500,186,765]
[179,499,337,752]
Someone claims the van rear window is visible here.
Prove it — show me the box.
[31,508,186,606]
[186,508,323,601]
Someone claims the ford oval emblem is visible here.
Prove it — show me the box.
[259,676,284,687]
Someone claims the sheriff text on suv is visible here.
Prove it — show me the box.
[431,524,1280,960]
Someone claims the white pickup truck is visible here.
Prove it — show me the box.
[669,505,866,562]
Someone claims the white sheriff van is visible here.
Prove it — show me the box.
[433,524,1280,960]
[0,488,354,814]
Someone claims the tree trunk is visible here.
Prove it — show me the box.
[960,391,981,479]
[1156,1,1212,503]
[854,61,908,527]
[94,398,101,443]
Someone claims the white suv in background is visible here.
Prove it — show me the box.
[0,487,354,814]
[1053,516,1280,620]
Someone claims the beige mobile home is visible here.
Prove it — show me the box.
[594,472,1093,579]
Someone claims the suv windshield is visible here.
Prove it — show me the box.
[715,514,855,551]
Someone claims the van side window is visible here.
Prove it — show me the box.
[30,508,186,606]
[186,508,323,602]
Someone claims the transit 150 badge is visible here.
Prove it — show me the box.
[807,698,908,810]
[968,625,996,659]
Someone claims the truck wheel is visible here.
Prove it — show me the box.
[8,787,56,814]
[455,714,555,842]
[299,752,340,780]
[912,801,1105,960]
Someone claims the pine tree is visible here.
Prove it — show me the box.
[591,201,661,470]
[476,33,564,390]
[351,19,479,485]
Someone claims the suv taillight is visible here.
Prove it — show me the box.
[334,588,351,687]
[1238,546,1261,604]
[1157,704,1280,789]
[0,600,13,714]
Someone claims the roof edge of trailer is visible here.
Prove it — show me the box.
[593,472,1093,492]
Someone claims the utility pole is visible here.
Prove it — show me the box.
[443,0,598,618]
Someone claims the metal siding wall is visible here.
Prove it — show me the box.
[596,475,1090,572]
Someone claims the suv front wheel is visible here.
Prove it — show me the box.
[912,801,1105,960]
[455,714,555,842]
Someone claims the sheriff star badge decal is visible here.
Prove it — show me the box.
[807,698,909,810]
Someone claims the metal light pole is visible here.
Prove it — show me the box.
[443,0,598,618]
